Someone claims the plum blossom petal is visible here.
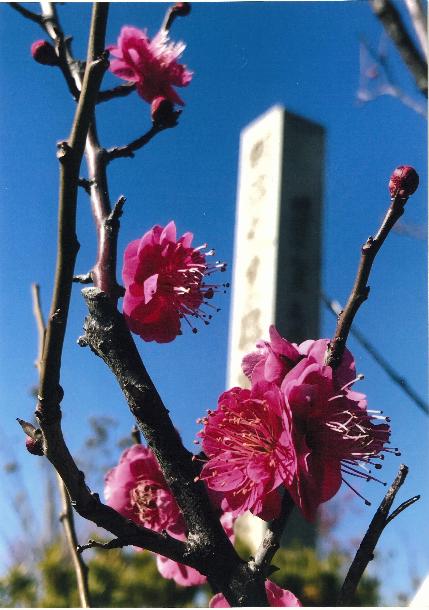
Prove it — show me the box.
[282,360,391,521]
[122,221,226,343]
[209,580,302,607]
[109,25,192,105]
[197,384,296,519]
[104,443,235,587]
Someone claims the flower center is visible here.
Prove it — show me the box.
[129,481,158,523]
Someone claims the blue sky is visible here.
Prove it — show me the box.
[0,2,427,605]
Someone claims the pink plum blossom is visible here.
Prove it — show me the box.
[197,383,296,520]
[281,358,391,521]
[122,221,226,343]
[209,580,302,607]
[105,443,234,587]
[242,325,356,389]
[108,26,192,105]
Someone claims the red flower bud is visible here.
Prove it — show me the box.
[25,436,44,456]
[172,2,191,16]
[389,166,419,199]
[151,96,180,127]
[31,40,59,66]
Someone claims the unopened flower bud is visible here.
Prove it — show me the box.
[389,166,419,199]
[31,40,59,66]
[172,2,191,16]
[151,96,180,127]
[25,436,44,456]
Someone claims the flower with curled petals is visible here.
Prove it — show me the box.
[281,359,391,521]
[122,221,227,343]
[108,26,192,105]
[209,580,302,607]
[196,383,296,520]
[242,325,356,390]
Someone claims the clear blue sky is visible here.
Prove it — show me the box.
[0,2,427,605]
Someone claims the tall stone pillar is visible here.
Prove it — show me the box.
[227,105,325,551]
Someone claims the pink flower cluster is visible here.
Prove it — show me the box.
[108,26,192,105]
[105,443,233,587]
[122,221,227,343]
[197,326,391,521]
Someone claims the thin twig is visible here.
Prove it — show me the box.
[369,0,428,96]
[36,3,109,414]
[106,124,167,161]
[31,283,92,607]
[58,475,92,607]
[385,494,420,525]
[31,283,46,371]
[325,193,413,369]
[78,537,133,553]
[131,425,142,445]
[337,464,418,605]
[97,82,136,104]
[9,2,42,24]
[322,294,429,415]
[73,273,93,284]
[78,178,93,194]
[253,492,295,573]
[404,0,428,60]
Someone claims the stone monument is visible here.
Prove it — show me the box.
[227,105,325,551]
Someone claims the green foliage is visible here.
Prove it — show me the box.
[0,540,199,608]
[234,537,379,607]
[269,545,379,607]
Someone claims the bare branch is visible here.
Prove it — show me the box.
[73,273,93,284]
[9,2,43,24]
[79,287,266,605]
[337,464,418,605]
[325,192,414,369]
[58,476,92,607]
[254,492,295,573]
[404,0,428,60]
[78,178,93,194]
[106,124,168,161]
[31,283,46,371]
[37,4,109,414]
[131,424,142,445]
[97,82,136,104]
[385,494,420,525]
[322,294,429,415]
[369,0,428,96]
[77,537,132,553]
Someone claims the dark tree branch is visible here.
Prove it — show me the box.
[337,464,418,605]
[105,124,168,161]
[369,0,428,96]
[325,192,412,369]
[97,82,136,104]
[253,491,295,573]
[9,2,42,24]
[79,287,267,606]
